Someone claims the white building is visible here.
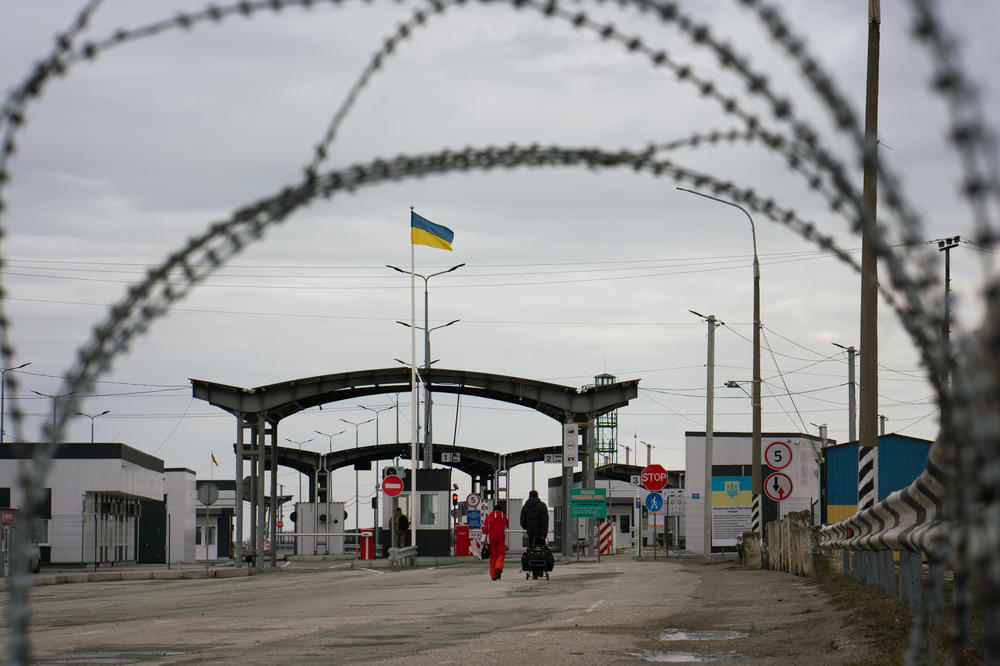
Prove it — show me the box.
[683,431,824,554]
[1,444,233,568]
[1,443,164,565]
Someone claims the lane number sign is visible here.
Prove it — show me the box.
[764,441,792,470]
[466,493,482,509]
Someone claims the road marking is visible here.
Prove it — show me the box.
[585,600,604,613]
[357,568,385,575]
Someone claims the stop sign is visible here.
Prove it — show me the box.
[641,464,669,492]
[382,475,404,497]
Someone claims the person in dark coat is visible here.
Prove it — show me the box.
[520,490,549,547]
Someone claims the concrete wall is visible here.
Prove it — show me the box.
[764,510,820,576]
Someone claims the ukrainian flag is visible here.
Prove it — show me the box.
[411,210,454,251]
[711,476,752,506]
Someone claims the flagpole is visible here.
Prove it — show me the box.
[409,206,418,552]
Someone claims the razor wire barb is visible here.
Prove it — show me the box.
[0,0,958,398]
[1,0,998,663]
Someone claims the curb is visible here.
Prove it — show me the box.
[0,567,253,590]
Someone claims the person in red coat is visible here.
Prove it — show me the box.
[483,500,509,581]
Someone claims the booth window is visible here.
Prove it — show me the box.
[419,494,438,526]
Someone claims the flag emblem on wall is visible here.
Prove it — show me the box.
[211,453,219,467]
[410,210,454,251]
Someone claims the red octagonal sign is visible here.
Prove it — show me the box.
[641,464,669,492]
[382,475,404,497]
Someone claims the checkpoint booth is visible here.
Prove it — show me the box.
[380,468,451,557]
[293,501,346,555]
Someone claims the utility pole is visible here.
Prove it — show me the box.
[833,343,858,442]
[936,236,961,383]
[690,310,718,557]
[858,0,881,514]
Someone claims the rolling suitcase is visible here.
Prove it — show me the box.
[521,540,554,580]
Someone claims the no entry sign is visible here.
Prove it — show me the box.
[641,464,669,492]
[382,475,404,497]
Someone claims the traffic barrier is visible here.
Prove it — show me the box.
[596,522,613,555]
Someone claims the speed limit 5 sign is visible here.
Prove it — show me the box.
[764,441,792,470]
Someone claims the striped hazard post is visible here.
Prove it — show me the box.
[856,443,878,585]
[597,521,614,555]
[750,494,761,534]
[858,445,877,511]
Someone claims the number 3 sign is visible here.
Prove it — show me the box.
[764,441,792,470]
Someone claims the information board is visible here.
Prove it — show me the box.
[569,488,607,518]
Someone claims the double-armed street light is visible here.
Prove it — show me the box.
[340,417,373,532]
[387,262,464,468]
[1,361,30,444]
[286,437,314,504]
[315,429,345,501]
[77,410,110,444]
[31,389,77,436]
[360,403,395,449]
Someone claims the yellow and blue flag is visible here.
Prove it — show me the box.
[411,210,454,251]
[711,476,752,506]
[211,452,219,467]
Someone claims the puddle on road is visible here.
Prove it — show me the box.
[629,651,736,663]
[658,628,749,641]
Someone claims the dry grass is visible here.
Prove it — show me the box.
[811,571,985,665]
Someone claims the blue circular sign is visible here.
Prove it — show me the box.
[645,492,664,513]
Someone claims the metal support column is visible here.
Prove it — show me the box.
[249,424,258,556]
[256,418,265,570]
[234,414,244,568]
[583,421,595,555]
[269,420,278,568]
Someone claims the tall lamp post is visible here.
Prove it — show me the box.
[340,417,373,533]
[360,404,395,554]
[31,390,77,436]
[314,429,345,502]
[679,187,762,532]
[1,361,30,444]
[285,437,314,505]
[387,262,464,468]
[77,410,110,444]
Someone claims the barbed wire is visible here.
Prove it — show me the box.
[2,0,998,662]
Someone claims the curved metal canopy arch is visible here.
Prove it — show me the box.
[256,442,564,480]
[191,366,638,425]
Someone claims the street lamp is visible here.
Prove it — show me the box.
[340,417,373,533]
[286,437,314,505]
[314,429,345,499]
[77,410,110,444]
[387,262,464,468]
[1,361,30,444]
[680,187,762,524]
[360,404,395,448]
[360,403,395,555]
[31,390,77,435]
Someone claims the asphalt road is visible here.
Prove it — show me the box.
[3,557,868,664]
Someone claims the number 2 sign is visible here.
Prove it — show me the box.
[764,441,792,470]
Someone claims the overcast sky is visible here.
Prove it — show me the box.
[2,1,997,525]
